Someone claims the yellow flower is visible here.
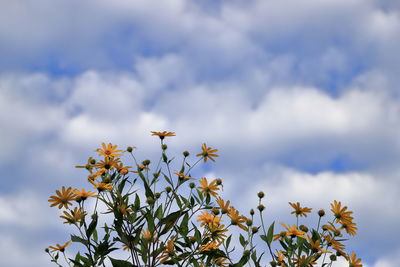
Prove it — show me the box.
[75,157,95,171]
[48,186,76,209]
[288,202,312,217]
[60,207,86,224]
[293,255,317,266]
[196,143,219,162]
[216,197,230,214]
[89,179,113,192]
[115,162,132,175]
[308,237,331,254]
[323,223,342,237]
[281,223,307,239]
[119,204,132,216]
[205,223,228,243]
[87,169,106,180]
[49,241,71,252]
[151,131,176,140]
[227,206,248,231]
[157,238,175,264]
[174,171,195,180]
[94,157,120,170]
[342,221,358,236]
[213,257,229,267]
[197,210,221,227]
[96,142,123,158]
[72,188,98,200]
[330,200,354,224]
[347,252,362,267]
[276,250,286,264]
[198,177,220,197]
[200,240,222,251]
[142,228,153,241]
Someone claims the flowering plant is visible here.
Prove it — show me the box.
[47,132,362,267]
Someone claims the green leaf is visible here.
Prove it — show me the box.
[146,212,155,233]
[266,221,275,246]
[179,213,189,236]
[109,257,134,267]
[155,205,163,220]
[93,228,98,243]
[134,194,140,211]
[239,234,246,247]
[226,235,232,248]
[86,213,98,238]
[71,234,88,245]
[159,210,187,236]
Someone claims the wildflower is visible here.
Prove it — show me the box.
[95,157,120,170]
[318,209,325,217]
[75,157,96,171]
[347,252,362,267]
[324,223,343,237]
[213,257,229,267]
[288,202,312,217]
[198,177,220,197]
[89,179,113,192]
[273,231,287,241]
[72,188,98,201]
[87,169,106,180]
[276,250,286,266]
[200,240,222,251]
[280,223,307,239]
[205,223,228,243]
[96,142,123,158]
[197,210,221,227]
[151,131,176,140]
[157,239,175,264]
[142,228,153,241]
[308,237,332,254]
[115,162,131,175]
[293,255,317,266]
[330,200,354,224]
[174,171,195,180]
[227,207,248,231]
[60,207,86,224]
[126,146,135,153]
[49,241,71,252]
[342,221,358,236]
[48,186,76,209]
[216,198,230,214]
[196,143,219,162]
[119,204,132,216]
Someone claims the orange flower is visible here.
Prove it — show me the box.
[89,179,113,192]
[227,207,248,231]
[342,221,358,236]
[197,210,221,227]
[288,202,312,217]
[49,241,71,252]
[347,252,362,267]
[157,238,175,264]
[174,171,195,180]
[196,143,219,162]
[151,131,176,140]
[48,186,76,209]
[281,223,307,239]
[96,142,123,158]
[72,188,98,200]
[198,178,220,197]
[60,207,86,224]
[331,200,354,224]
[95,157,120,170]
[216,198,230,214]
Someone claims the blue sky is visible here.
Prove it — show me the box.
[1,0,400,266]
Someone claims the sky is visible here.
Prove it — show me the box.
[1,0,400,266]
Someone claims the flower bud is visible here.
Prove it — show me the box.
[155,192,161,199]
[299,225,308,233]
[243,250,251,256]
[257,204,265,212]
[322,225,328,231]
[330,255,337,261]
[250,209,255,216]
[212,208,220,216]
[127,146,134,153]
[270,261,277,267]
[318,209,325,217]
[153,172,160,178]
[216,178,222,186]
[189,236,196,243]
[246,219,253,226]
[45,248,50,253]
[252,226,259,234]
[146,196,154,205]
[165,186,172,193]
[183,151,190,157]
[142,159,151,166]
[162,144,168,150]
[257,191,265,199]
[189,182,195,189]
[90,159,96,164]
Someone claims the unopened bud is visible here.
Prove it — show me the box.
[250,209,255,216]
[270,261,277,267]
[142,159,151,166]
[188,182,195,189]
[162,144,168,150]
[257,204,265,212]
[212,208,220,216]
[246,219,253,227]
[318,209,325,217]
[155,192,161,199]
[45,248,50,253]
[257,191,265,199]
[299,225,308,232]
[243,250,251,256]
[183,151,190,157]
[252,226,259,234]
[146,197,154,205]
[90,159,96,164]
[330,255,337,261]
[216,178,222,186]
[127,146,134,153]
[165,186,172,193]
